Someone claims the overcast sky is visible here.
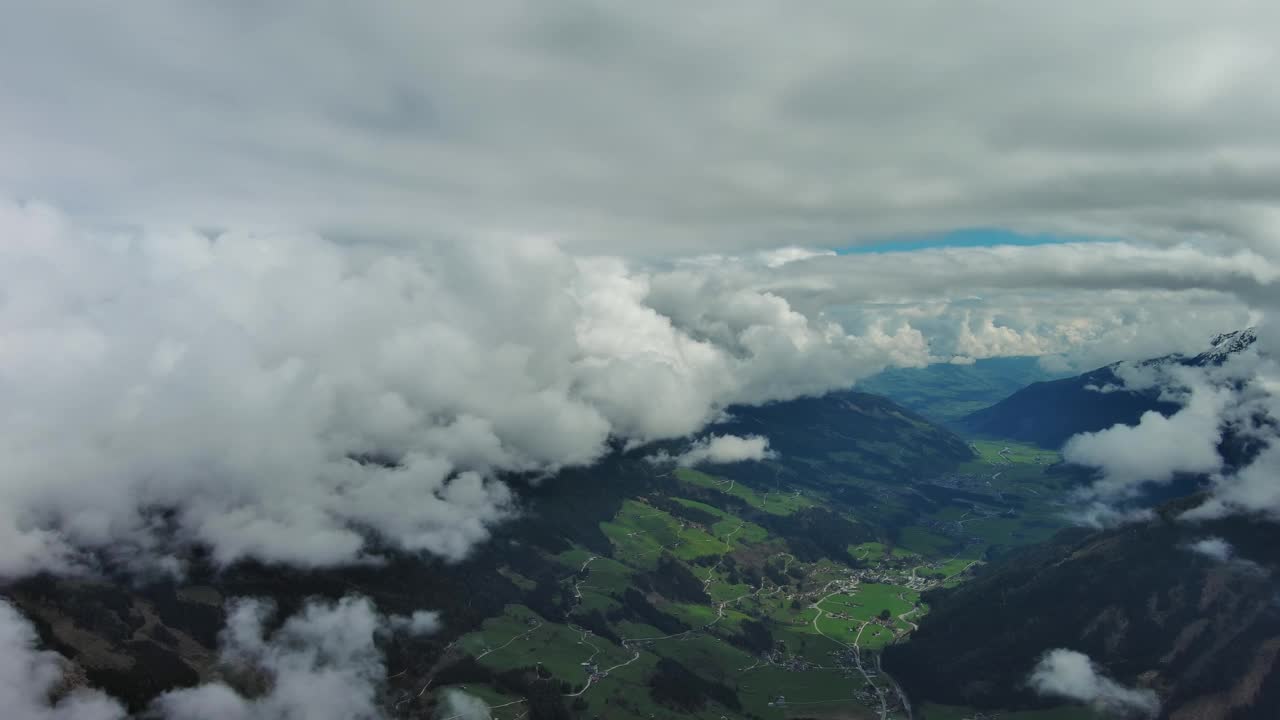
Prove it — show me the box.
[1,2,1278,578]
[2,2,1280,254]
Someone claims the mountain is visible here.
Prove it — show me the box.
[962,330,1259,449]
[715,389,976,483]
[884,497,1280,720]
[960,365,1178,449]
[858,356,1069,425]
[2,388,982,718]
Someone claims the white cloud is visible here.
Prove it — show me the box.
[0,593,442,720]
[0,200,935,576]
[436,690,493,720]
[1068,503,1157,531]
[0,599,127,720]
[649,434,777,468]
[2,195,1278,579]
[1184,442,1280,523]
[388,610,442,637]
[1029,649,1159,718]
[153,596,403,720]
[1186,536,1233,562]
[1063,383,1230,500]
[1062,341,1280,526]
[757,247,837,269]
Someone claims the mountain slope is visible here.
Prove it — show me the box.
[961,365,1178,449]
[962,330,1258,449]
[716,389,975,481]
[884,499,1280,720]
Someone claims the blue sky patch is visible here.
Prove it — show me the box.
[837,228,1112,255]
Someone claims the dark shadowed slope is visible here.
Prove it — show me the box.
[884,497,1280,720]
[960,365,1178,449]
[714,389,975,486]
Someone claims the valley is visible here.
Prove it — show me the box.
[416,435,1093,720]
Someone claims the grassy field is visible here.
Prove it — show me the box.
[897,526,958,556]
[676,468,819,515]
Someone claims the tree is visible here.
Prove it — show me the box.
[878,609,892,621]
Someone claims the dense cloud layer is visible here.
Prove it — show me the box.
[0,201,939,576]
[1029,649,1160,718]
[4,4,1280,255]
[710,242,1273,370]
[3,198,1278,576]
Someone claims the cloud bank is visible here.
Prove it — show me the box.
[0,200,937,576]
[5,4,1280,256]
[1029,649,1159,718]
[2,197,1277,577]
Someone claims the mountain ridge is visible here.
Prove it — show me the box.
[962,330,1259,449]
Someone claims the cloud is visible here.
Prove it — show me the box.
[436,690,493,720]
[1068,503,1157,531]
[1028,649,1159,718]
[4,5,1280,256]
[648,434,777,467]
[1186,536,1233,562]
[0,599,127,720]
[388,610,443,637]
[154,595,413,720]
[0,200,937,576]
[1061,338,1280,526]
[2,191,1278,579]
[0,593,441,720]
[757,247,837,269]
[1184,443,1280,523]
[2,196,1277,578]
[1063,382,1230,500]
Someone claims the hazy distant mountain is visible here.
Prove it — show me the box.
[858,356,1069,425]
[962,330,1259,449]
